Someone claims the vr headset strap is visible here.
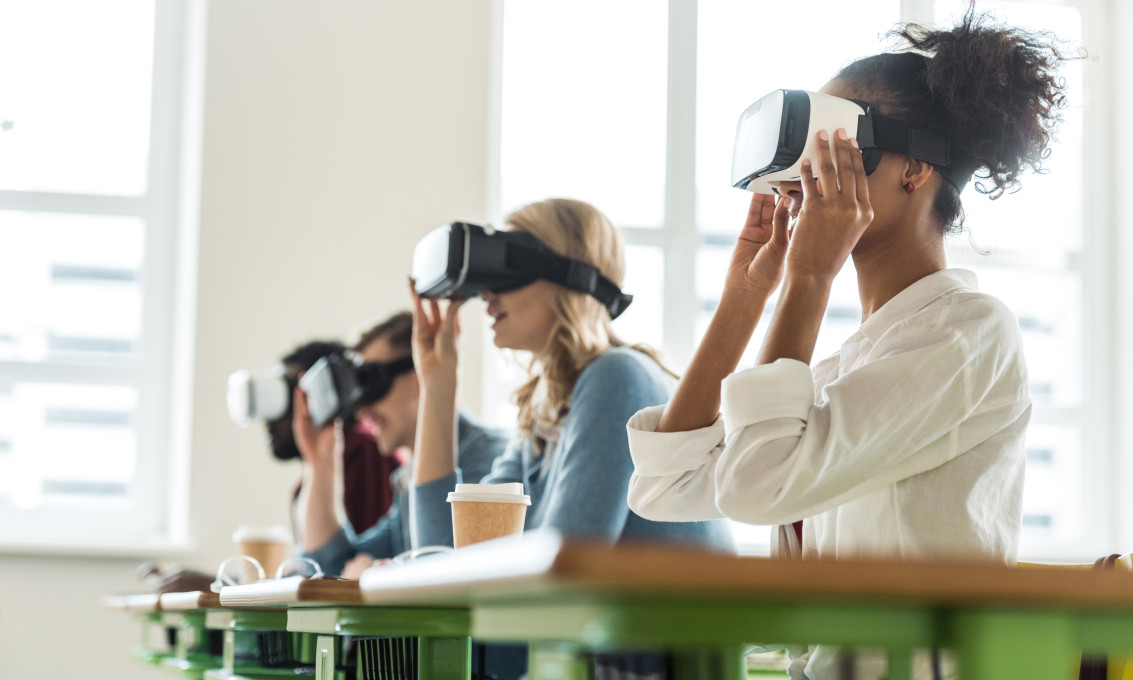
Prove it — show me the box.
[504,243,634,320]
[858,111,973,191]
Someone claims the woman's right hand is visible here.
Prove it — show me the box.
[292,387,341,470]
[408,279,465,388]
[722,191,791,297]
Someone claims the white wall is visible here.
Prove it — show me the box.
[0,1,494,678]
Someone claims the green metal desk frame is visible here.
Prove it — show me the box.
[158,610,218,678]
[287,606,472,680]
[203,608,317,680]
[134,610,171,666]
[347,534,1133,680]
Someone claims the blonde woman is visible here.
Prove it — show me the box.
[409,198,733,551]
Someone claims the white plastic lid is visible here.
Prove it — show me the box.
[232,525,292,543]
[447,482,531,505]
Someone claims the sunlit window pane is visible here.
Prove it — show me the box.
[0,1,155,196]
[0,382,137,510]
[961,264,1083,409]
[696,0,901,234]
[500,0,667,228]
[613,245,665,349]
[0,211,144,364]
[1020,423,1083,543]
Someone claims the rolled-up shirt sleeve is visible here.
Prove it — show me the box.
[627,360,812,523]
[626,405,727,522]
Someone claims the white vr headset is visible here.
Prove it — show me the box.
[731,89,971,196]
[226,365,293,426]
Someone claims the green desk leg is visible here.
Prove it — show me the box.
[670,646,745,680]
[135,611,171,665]
[160,611,221,678]
[527,644,743,680]
[419,636,473,679]
[528,643,592,680]
[289,606,472,680]
[884,647,914,680]
[948,609,1078,680]
[204,609,316,680]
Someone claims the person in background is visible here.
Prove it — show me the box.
[625,10,1070,679]
[274,340,398,539]
[294,311,506,578]
[142,338,394,594]
[409,198,735,680]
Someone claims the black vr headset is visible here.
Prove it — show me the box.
[299,354,415,428]
[411,222,633,320]
[731,89,973,195]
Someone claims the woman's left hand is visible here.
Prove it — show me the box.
[786,128,874,281]
[341,553,390,580]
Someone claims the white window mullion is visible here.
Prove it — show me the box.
[1075,0,1116,557]
[133,0,190,544]
[663,0,700,369]
[0,361,139,385]
[0,190,145,217]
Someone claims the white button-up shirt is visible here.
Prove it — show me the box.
[627,269,1031,565]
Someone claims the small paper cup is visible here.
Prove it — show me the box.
[232,525,292,579]
[446,483,530,548]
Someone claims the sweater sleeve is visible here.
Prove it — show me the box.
[535,349,672,542]
[411,427,516,548]
[301,503,402,577]
[455,415,510,489]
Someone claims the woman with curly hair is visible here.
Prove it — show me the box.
[626,10,1073,678]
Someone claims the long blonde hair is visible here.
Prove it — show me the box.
[506,198,674,452]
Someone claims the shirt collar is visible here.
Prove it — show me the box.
[858,269,979,345]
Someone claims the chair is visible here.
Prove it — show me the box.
[1017,553,1133,680]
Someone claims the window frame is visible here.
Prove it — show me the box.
[0,0,199,553]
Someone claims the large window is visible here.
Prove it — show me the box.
[495,0,1105,559]
[0,0,196,550]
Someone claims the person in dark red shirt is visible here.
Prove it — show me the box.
[274,340,399,534]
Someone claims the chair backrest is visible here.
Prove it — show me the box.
[1017,553,1132,680]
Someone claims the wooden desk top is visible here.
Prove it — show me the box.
[101,593,161,613]
[160,590,222,610]
[357,530,1133,610]
[219,576,362,607]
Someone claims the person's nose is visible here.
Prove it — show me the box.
[775,180,803,198]
[479,289,497,303]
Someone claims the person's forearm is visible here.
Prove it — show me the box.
[655,287,770,433]
[298,460,342,551]
[413,376,459,485]
[756,273,833,366]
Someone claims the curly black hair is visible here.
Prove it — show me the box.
[834,7,1076,232]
